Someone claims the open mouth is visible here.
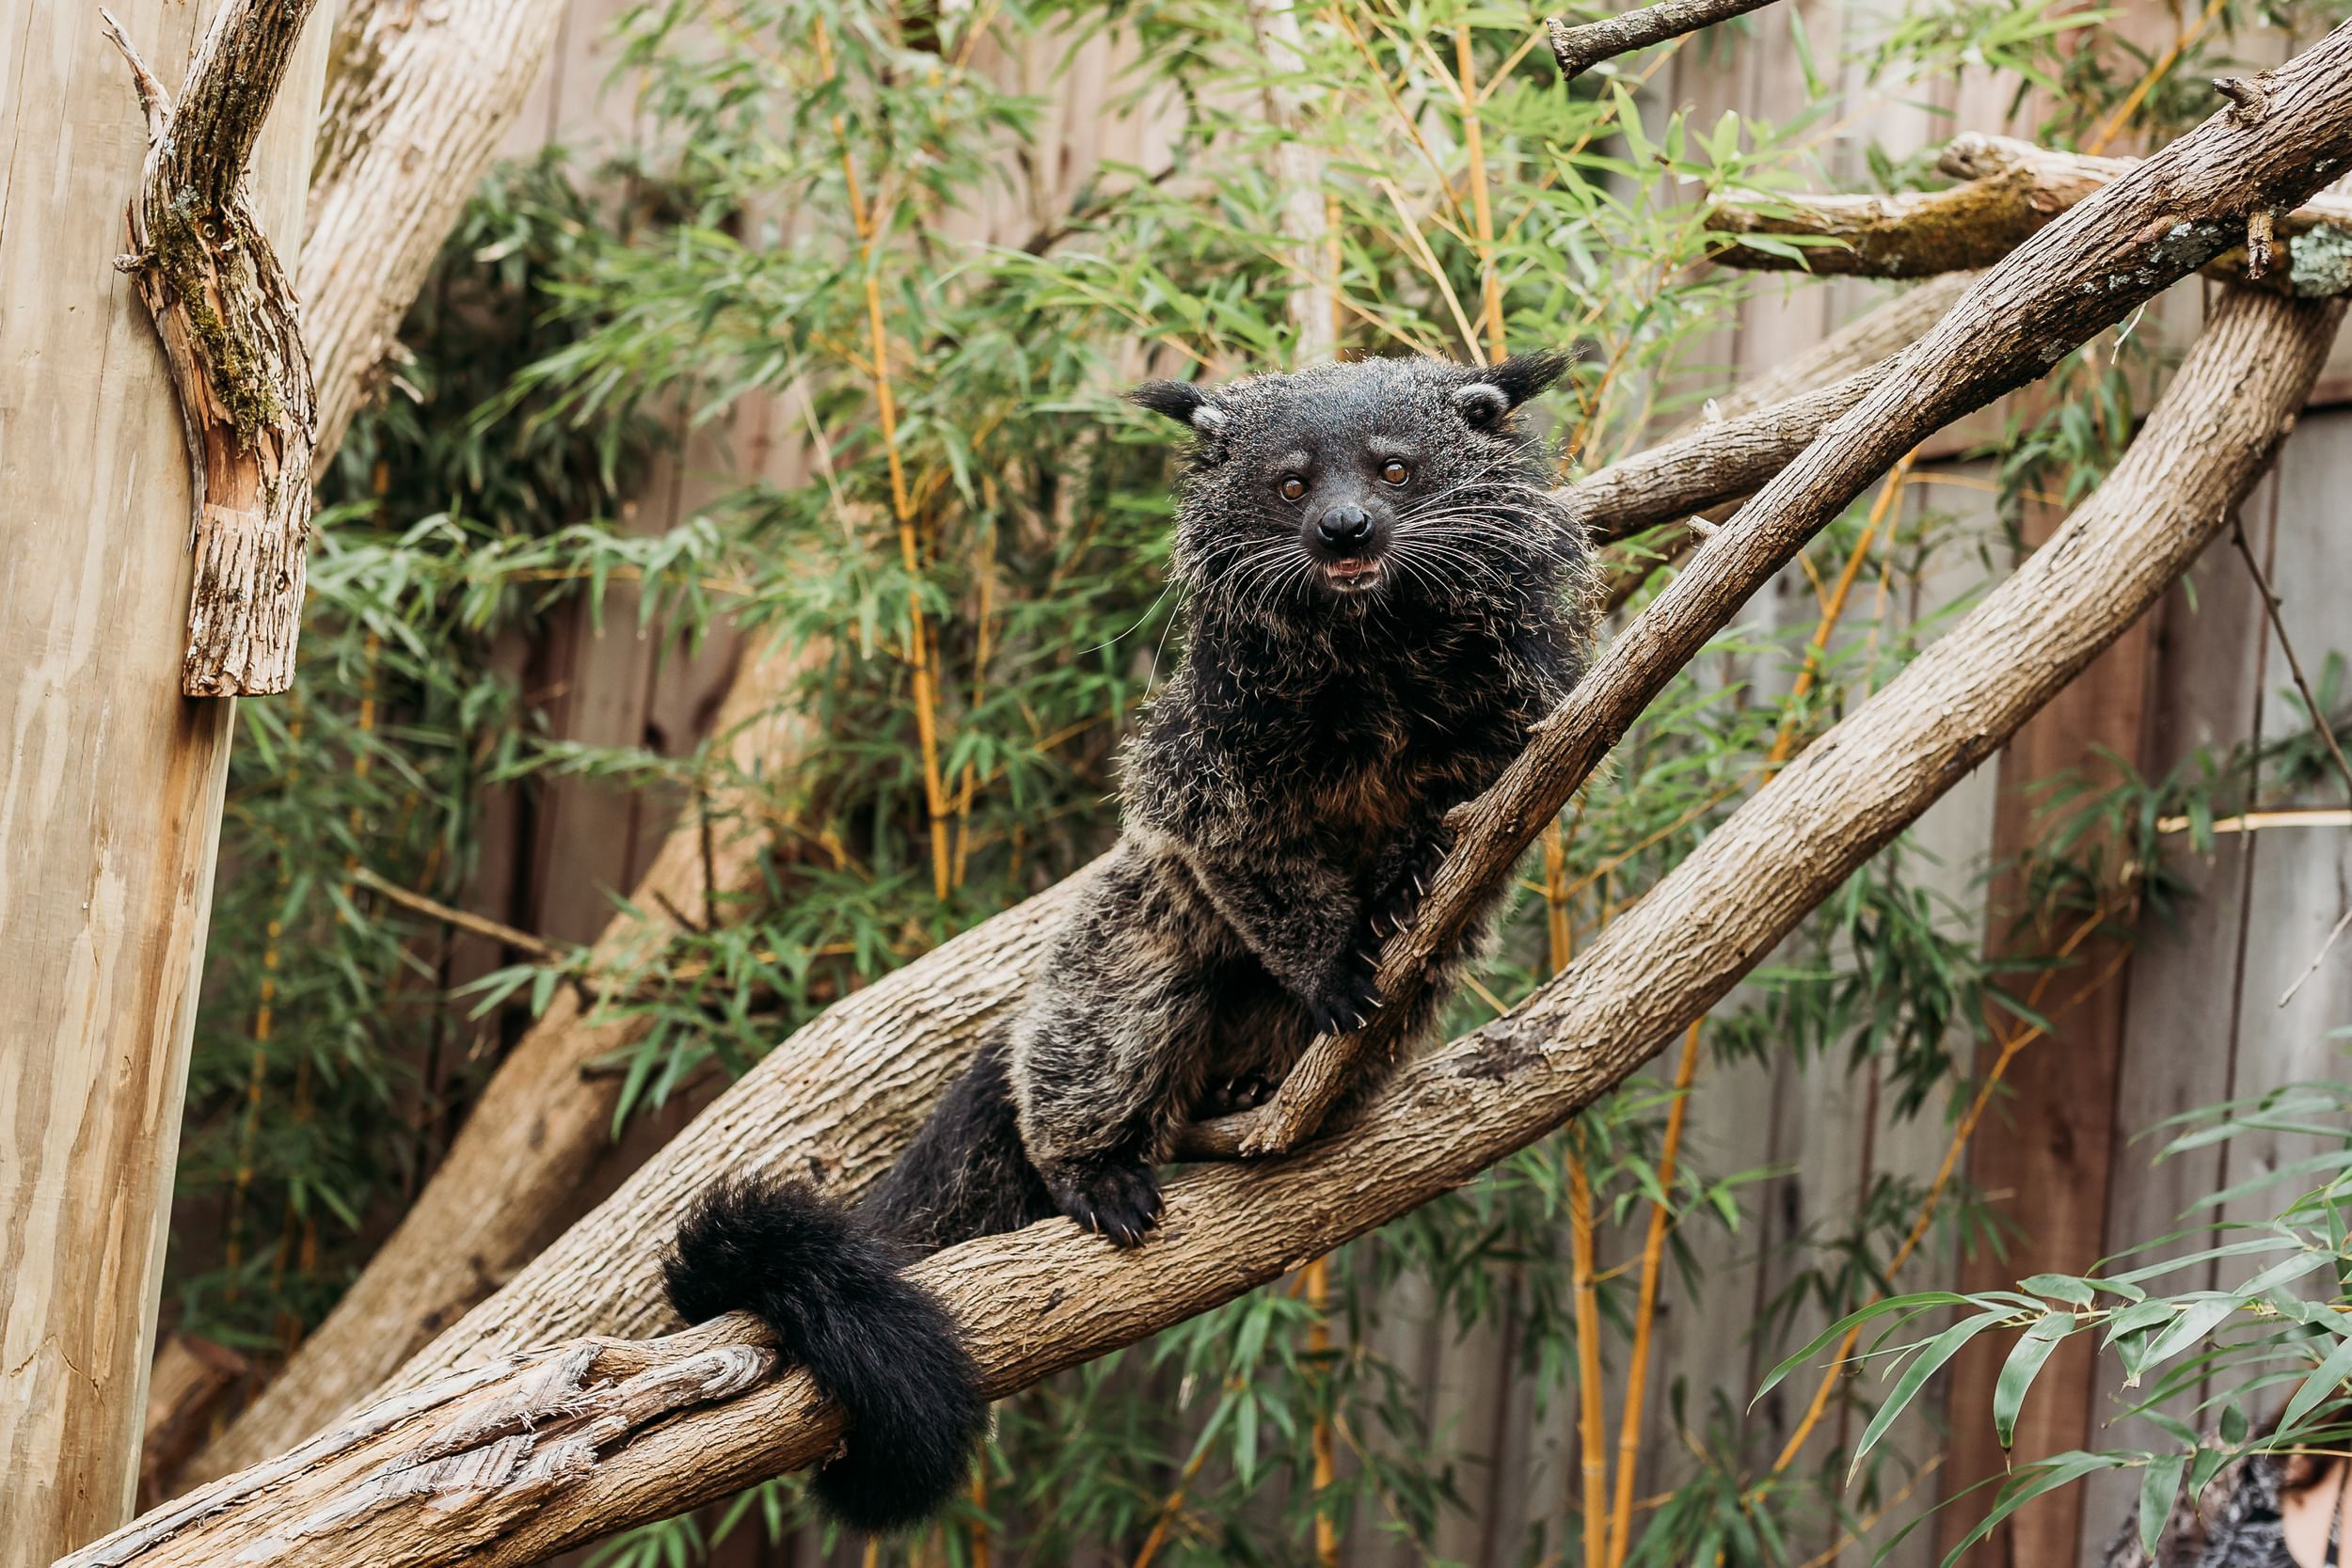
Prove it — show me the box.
[1319,558,1385,593]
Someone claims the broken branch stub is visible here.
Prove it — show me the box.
[103,0,323,697]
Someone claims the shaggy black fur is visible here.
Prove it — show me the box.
[666,352,1593,1530]
[662,1176,987,1532]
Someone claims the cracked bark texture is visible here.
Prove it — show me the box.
[60,282,2342,1568]
[105,0,325,696]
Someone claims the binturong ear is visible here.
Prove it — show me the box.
[1451,349,1573,431]
[1128,380,1231,437]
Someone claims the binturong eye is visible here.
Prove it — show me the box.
[1379,459,1410,485]
[1279,475,1308,501]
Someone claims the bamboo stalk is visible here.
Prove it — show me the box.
[816,17,954,903]
[1568,1132,1609,1566]
[1454,24,1506,361]
[1605,1019,1702,1568]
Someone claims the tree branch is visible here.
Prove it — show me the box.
[103,0,324,696]
[69,282,2342,1568]
[302,0,577,466]
[1574,272,1979,545]
[309,275,1976,1418]
[1708,132,2352,295]
[1223,23,2352,1155]
[1544,0,1784,83]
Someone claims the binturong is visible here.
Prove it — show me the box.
[662,351,1595,1532]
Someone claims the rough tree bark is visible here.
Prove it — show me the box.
[0,0,332,1558]
[60,281,2340,1568]
[1226,25,2352,1154]
[179,642,819,1486]
[103,0,326,698]
[1544,0,1784,82]
[1708,132,2352,294]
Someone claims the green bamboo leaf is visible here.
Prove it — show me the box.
[2140,1452,2190,1556]
[2280,1329,2352,1433]
[1851,1307,2015,1476]
[1994,1314,2076,1449]
[2143,1296,2242,1365]
[1754,1294,1973,1404]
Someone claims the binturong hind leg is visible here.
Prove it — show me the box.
[1009,927,1221,1247]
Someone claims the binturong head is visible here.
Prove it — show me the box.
[1128,353,1582,625]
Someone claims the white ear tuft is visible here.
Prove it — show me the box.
[1190,404,1230,435]
[1452,383,1511,427]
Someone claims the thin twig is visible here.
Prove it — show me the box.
[2232,522,2352,804]
[349,867,567,964]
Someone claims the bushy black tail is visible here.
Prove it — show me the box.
[663,1174,986,1533]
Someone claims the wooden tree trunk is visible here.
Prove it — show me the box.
[0,0,332,1558]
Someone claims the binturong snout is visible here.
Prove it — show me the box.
[1314,504,1375,549]
[1303,488,1392,595]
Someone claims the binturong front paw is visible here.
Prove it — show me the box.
[1305,944,1385,1037]
[1368,832,1450,940]
[1043,1155,1164,1248]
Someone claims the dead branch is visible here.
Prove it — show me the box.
[1709,131,2352,295]
[1225,22,2352,1156]
[69,283,2341,1568]
[1545,0,1784,83]
[103,0,324,696]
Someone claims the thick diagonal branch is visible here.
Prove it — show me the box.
[66,283,2341,1568]
[1224,25,2352,1156]
[1708,133,2352,295]
[103,0,324,696]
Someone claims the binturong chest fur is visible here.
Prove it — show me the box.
[660,352,1594,1535]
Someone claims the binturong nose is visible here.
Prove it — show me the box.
[1315,504,1375,549]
